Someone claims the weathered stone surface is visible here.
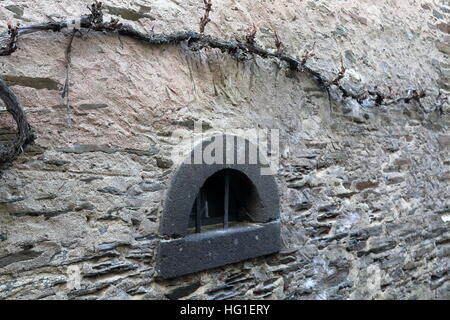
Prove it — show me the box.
[155,157,174,169]
[0,196,26,204]
[437,23,450,34]
[355,181,379,191]
[437,135,450,149]
[157,221,281,279]
[97,186,124,196]
[0,0,448,300]
[43,159,70,167]
[105,5,154,21]
[171,119,212,131]
[435,41,450,55]
[165,281,201,300]
[83,260,138,278]
[3,75,59,90]
[0,250,42,268]
[357,239,397,257]
[78,104,109,111]
[5,5,24,17]
[317,211,340,221]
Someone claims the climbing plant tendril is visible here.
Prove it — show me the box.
[0,78,35,165]
[0,1,445,165]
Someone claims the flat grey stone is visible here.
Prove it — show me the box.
[156,221,281,279]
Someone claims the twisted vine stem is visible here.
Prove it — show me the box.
[0,78,35,164]
[0,2,445,165]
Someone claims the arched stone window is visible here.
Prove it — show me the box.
[188,168,266,232]
[156,134,280,279]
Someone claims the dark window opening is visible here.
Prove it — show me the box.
[188,169,262,233]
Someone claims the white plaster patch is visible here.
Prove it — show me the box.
[66,265,81,290]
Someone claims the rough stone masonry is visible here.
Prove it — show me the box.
[0,0,449,299]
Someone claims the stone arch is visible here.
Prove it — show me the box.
[156,134,281,279]
[160,134,280,237]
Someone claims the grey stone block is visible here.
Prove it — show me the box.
[156,221,281,279]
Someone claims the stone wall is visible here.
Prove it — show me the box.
[0,0,449,299]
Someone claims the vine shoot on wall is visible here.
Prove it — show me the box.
[0,1,445,166]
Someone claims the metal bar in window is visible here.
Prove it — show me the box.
[204,197,209,218]
[224,172,229,229]
[196,189,202,233]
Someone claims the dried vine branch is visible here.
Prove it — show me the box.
[0,12,432,109]
[0,23,20,56]
[199,0,212,34]
[0,2,444,164]
[274,31,284,55]
[0,17,322,83]
[245,23,257,45]
[0,78,35,164]
[87,1,104,30]
[62,30,79,128]
[300,41,315,66]
[329,57,346,86]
